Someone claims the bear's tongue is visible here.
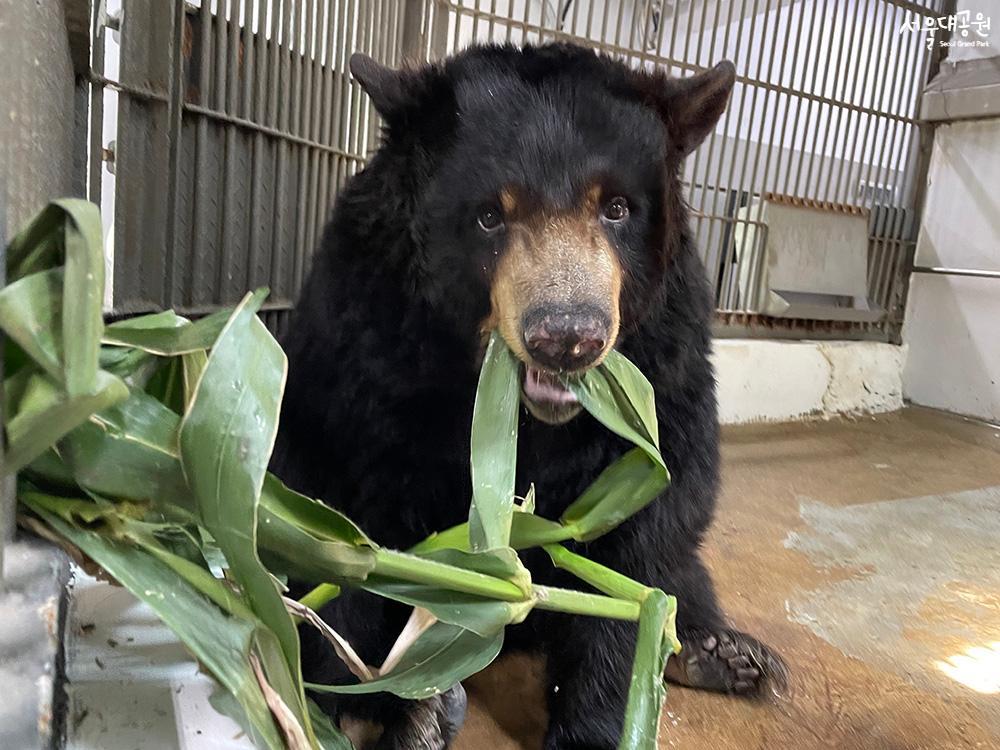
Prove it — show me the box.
[523,366,578,405]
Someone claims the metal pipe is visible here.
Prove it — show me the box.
[911,266,1000,280]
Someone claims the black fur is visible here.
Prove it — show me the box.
[271,43,781,749]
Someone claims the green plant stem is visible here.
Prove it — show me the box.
[619,590,673,750]
[533,585,640,620]
[373,549,527,602]
[298,583,341,612]
[543,544,651,601]
[299,550,645,623]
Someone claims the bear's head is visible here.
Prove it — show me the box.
[350,44,733,424]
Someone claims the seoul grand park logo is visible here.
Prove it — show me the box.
[900,10,992,51]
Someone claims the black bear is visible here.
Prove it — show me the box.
[271,42,785,749]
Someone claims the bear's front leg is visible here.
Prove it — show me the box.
[541,611,636,750]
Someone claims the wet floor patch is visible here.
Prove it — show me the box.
[785,485,1000,735]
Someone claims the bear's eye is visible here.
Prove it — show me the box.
[477,206,504,233]
[602,197,629,222]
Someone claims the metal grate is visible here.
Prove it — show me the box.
[91,0,407,337]
[91,0,951,341]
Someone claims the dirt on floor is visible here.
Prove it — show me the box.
[455,407,1000,750]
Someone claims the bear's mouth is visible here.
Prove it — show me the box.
[521,366,583,425]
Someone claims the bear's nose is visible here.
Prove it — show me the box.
[522,304,610,372]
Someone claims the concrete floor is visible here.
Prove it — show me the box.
[458,407,1000,749]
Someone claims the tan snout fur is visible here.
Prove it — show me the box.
[483,191,623,367]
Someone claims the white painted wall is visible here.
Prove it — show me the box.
[901,0,999,422]
[713,339,905,424]
[945,0,998,62]
[902,118,1000,423]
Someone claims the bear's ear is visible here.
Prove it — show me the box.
[652,61,736,157]
[350,53,407,117]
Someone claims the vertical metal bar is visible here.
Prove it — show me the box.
[777,0,820,200]
[707,0,753,310]
[254,0,269,123]
[867,3,905,312]
[598,0,612,53]
[217,0,243,304]
[730,0,776,310]
[834,0,878,205]
[747,0,803,310]
[740,0,783,310]
[304,0,328,282]
[662,0,680,75]
[188,0,213,308]
[88,1,107,206]
[690,0,736,288]
[809,1,848,203]
[608,0,624,53]
[242,0,254,119]
[270,0,295,300]
[854,0,892,208]
[569,0,583,38]
[163,0,187,308]
[314,0,337,265]
[792,1,830,198]
[684,0,723,207]
[862,2,902,199]
[583,0,597,42]
[873,4,924,321]
[853,2,895,331]
[246,0,270,293]
[824,0,866,203]
[286,0,306,293]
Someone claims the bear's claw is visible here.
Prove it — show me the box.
[666,628,788,699]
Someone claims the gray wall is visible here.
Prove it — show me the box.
[0,0,87,234]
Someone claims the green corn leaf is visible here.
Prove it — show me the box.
[261,473,372,547]
[561,447,666,541]
[562,351,670,541]
[58,199,105,397]
[103,305,235,355]
[56,388,195,517]
[411,511,571,554]
[100,345,154,379]
[181,349,209,408]
[308,621,504,700]
[143,356,187,414]
[179,289,313,739]
[0,268,64,380]
[5,203,66,280]
[21,500,287,750]
[468,330,521,551]
[256,503,376,585]
[4,370,129,475]
[571,350,661,455]
[619,590,675,750]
